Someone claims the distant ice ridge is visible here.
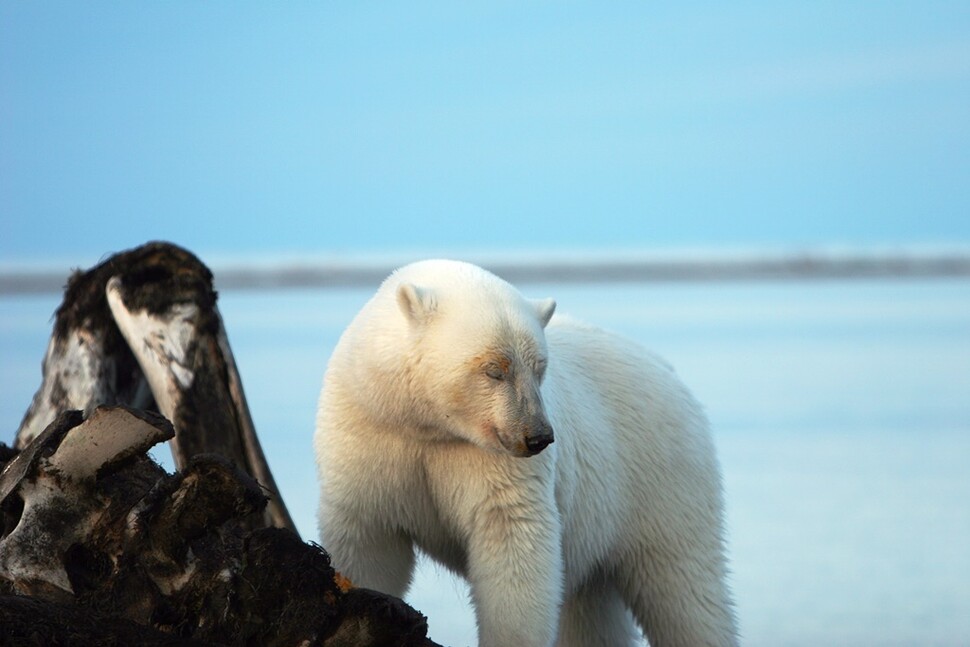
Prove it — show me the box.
[2,244,970,295]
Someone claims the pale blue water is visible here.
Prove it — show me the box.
[2,278,969,646]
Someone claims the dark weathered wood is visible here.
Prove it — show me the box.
[1,407,438,646]
[0,594,213,646]
[1,407,174,600]
[3,242,441,645]
[16,241,294,532]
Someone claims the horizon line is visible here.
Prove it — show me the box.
[3,247,970,296]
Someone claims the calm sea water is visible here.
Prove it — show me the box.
[2,278,969,646]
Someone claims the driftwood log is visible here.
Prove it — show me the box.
[16,242,293,532]
[1,242,440,646]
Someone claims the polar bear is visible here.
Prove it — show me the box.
[315,260,737,647]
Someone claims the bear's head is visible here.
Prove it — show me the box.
[361,260,557,458]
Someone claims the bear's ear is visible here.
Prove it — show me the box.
[532,297,556,328]
[397,283,437,325]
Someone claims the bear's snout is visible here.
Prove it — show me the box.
[523,419,555,456]
[525,432,554,455]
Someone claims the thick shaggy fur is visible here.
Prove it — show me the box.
[315,260,737,647]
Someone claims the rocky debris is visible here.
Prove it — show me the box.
[2,242,441,646]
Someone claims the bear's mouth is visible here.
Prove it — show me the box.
[489,424,549,458]
[485,424,519,455]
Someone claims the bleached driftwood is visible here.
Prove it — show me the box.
[1,242,439,646]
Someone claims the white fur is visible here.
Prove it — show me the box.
[315,260,737,647]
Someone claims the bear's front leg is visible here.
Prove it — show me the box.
[466,503,564,647]
[319,504,417,599]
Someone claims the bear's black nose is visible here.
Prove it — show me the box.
[525,433,554,455]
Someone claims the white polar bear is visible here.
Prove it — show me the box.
[315,260,737,647]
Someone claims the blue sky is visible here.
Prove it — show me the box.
[2,2,969,264]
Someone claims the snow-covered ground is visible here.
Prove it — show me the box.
[2,277,968,646]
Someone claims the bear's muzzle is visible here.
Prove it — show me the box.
[525,432,554,455]
[523,419,554,456]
